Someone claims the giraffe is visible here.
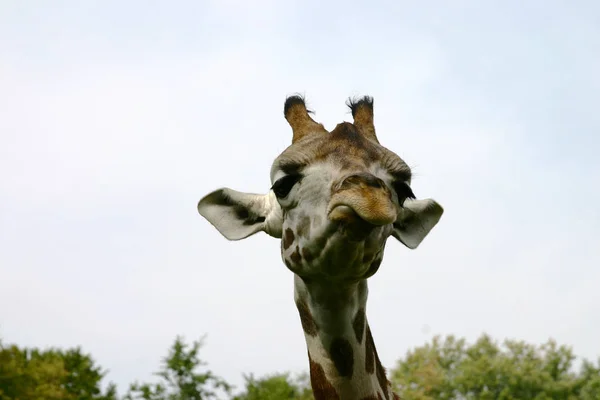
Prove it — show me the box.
[197,95,443,399]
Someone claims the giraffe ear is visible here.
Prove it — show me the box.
[392,198,443,249]
[197,188,283,240]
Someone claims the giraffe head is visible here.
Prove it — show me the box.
[198,95,443,282]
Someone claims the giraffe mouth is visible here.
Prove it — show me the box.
[328,200,397,226]
[328,205,362,222]
[328,205,383,241]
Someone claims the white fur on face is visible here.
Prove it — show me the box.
[274,161,395,281]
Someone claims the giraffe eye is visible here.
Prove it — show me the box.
[272,174,301,198]
[393,181,415,205]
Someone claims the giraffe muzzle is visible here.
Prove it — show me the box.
[328,173,397,226]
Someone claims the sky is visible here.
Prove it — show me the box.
[1,0,599,395]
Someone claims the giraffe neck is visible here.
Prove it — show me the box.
[293,275,398,400]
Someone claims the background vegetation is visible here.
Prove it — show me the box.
[2,334,599,399]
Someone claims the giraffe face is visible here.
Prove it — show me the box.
[197,95,443,281]
[271,122,414,280]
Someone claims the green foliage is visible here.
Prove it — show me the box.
[232,372,312,400]
[0,339,116,400]
[3,333,600,400]
[61,348,118,400]
[580,360,600,400]
[124,336,231,400]
[390,333,600,400]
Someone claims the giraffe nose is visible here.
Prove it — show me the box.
[329,173,397,226]
[339,173,386,190]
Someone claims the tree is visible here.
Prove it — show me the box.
[61,348,118,400]
[390,334,600,400]
[0,339,117,400]
[580,360,600,400]
[124,336,230,400]
[232,372,312,400]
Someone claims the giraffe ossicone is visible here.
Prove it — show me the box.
[198,95,443,400]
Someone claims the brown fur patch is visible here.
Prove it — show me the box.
[322,122,381,165]
[302,247,314,262]
[290,245,302,264]
[329,338,354,378]
[295,300,318,336]
[360,395,378,400]
[392,392,400,400]
[296,215,311,238]
[365,325,375,374]
[328,122,363,146]
[369,326,390,400]
[352,308,366,344]
[378,393,384,400]
[283,228,295,250]
[376,362,389,400]
[284,96,327,143]
[309,354,340,400]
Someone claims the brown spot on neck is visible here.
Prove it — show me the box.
[309,354,340,400]
[295,299,318,336]
[366,324,390,400]
[353,308,366,344]
[365,325,375,374]
[376,361,389,400]
[329,337,354,378]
